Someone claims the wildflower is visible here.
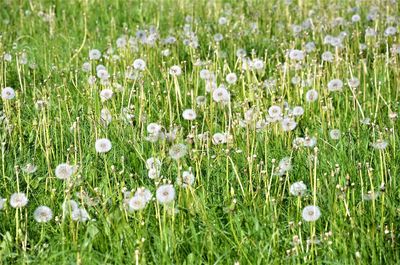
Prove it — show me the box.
[289,181,307,196]
[293,137,305,148]
[1,87,15,100]
[95,138,112,153]
[302,205,321,222]
[212,86,230,103]
[196,96,206,106]
[281,118,297,131]
[100,108,112,126]
[169,144,188,160]
[0,198,6,210]
[10,192,28,208]
[134,187,153,203]
[321,51,334,62]
[328,79,343,92]
[22,163,37,174]
[384,26,397,37]
[3,53,12,62]
[62,199,79,213]
[303,136,317,147]
[305,89,318,102]
[213,33,223,42]
[71,208,90,222]
[212,132,228,145]
[348,78,360,89]
[97,69,109,80]
[146,157,162,170]
[89,49,101,60]
[156,184,175,204]
[268,105,282,118]
[82,62,91,72]
[169,65,182,76]
[128,196,147,211]
[177,170,195,188]
[34,206,53,223]
[292,106,304,116]
[372,140,388,150]
[55,163,75,180]
[329,129,341,140]
[226,73,237,84]
[100,88,113,101]
[182,109,197,120]
[133,59,146,70]
[289,49,305,61]
[218,17,228,25]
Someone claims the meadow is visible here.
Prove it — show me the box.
[0,0,399,264]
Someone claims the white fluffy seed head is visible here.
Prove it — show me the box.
[34,206,53,223]
[55,163,75,180]
[95,138,112,153]
[302,205,321,222]
[289,181,307,196]
[182,109,196,121]
[10,192,28,208]
[156,184,175,204]
[1,87,15,100]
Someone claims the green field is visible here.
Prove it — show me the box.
[0,0,399,264]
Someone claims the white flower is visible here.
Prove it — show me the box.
[279,157,292,173]
[212,86,230,103]
[10,192,28,208]
[82,62,91,72]
[268,105,282,118]
[384,26,397,37]
[128,196,147,211]
[305,89,318,102]
[55,163,75,180]
[321,51,334,62]
[182,109,196,120]
[348,78,360,89]
[146,157,162,170]
[100,89,113,101]
[97,69,109,80]
[302,205,321,222]
[169,144,188,160]
[226,73,237,84]
[89,49,101,60]
[133,59,146,71]
[135,188,153,203]
[303,136,317,148]
[156,184,175,204]
[22,163,37,174]
[100,108,112,126]
[95,138,112,153]
[148,168,160,179]
[328,79,343,92]
[372,140,388,150]
[212,132,227,145]
[169,65,182,76]
[3,53,12,62]
[329,129,341,140]
[289,49,305,60]
[0,198,6,210]
[177,170,195,188]
[292,106,304,116]
[289,181,307,196]
[71,208,90,222]
[62,199,79,213]
[281,118,297,131]
[34,206,53,223]
[1,87,15,100]
[218,17,228,25]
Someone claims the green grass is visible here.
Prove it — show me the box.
[0,0,399,264]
